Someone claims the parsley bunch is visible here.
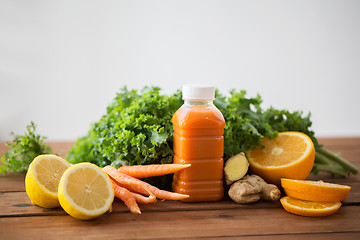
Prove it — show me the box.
[1,122,52,173]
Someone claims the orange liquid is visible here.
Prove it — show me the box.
[172,104,225,202]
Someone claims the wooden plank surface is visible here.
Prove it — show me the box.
[1,138,360,239]
[1,206,359,240]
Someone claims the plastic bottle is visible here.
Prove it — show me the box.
[172,84,225,202]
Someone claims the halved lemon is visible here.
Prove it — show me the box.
[280,196,341,217]
[58,162,114,220]
[281,178,351,202]
[25,154,71,208]
[247,131,315,186]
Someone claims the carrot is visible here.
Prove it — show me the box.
[103,165,141,186]
[111,180,141,214]
[103,166,156,200]
[124,180,189,201]
[118,164,191,179]
[132,192,157,204]
[103,166,189,201]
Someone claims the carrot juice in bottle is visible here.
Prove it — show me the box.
[172,84,225,202]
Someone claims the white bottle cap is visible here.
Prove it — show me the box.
[182,84,215,100]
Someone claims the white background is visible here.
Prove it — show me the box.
[1,0,359,141]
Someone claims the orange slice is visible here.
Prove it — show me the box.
[247,131,315,186]
[281,178,351,202]
[280,196,341,217]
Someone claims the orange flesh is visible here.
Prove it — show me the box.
[172,105,225,202]
[249,134,308,167]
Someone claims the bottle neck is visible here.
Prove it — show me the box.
[183,99,214,107]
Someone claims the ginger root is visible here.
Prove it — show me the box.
[228,174,281,204]
[224,152,249,185]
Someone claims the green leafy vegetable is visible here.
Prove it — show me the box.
[67,86,183,189]
[215,90,357,177]
[215,89,278,160]
[66,86,357,190]
[67,87,182,167]
[0,122,52,173]
[2,86,357,187]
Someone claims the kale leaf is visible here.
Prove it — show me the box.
[67,86,183,168]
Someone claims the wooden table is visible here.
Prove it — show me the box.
[1,139,360,239]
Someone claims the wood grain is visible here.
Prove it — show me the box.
[189,232,360,240]
[0,138,359,240]
[0,191,287,218]
[0,206,359,239]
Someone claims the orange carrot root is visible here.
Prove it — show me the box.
[111,180,141,214]
[118,164,191,179]
[103,166,143,186]
[143,184,189,201]
[103,166,155,198]
[132,192,157,204]
[123,181,190,200]
[103,165,189,201]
